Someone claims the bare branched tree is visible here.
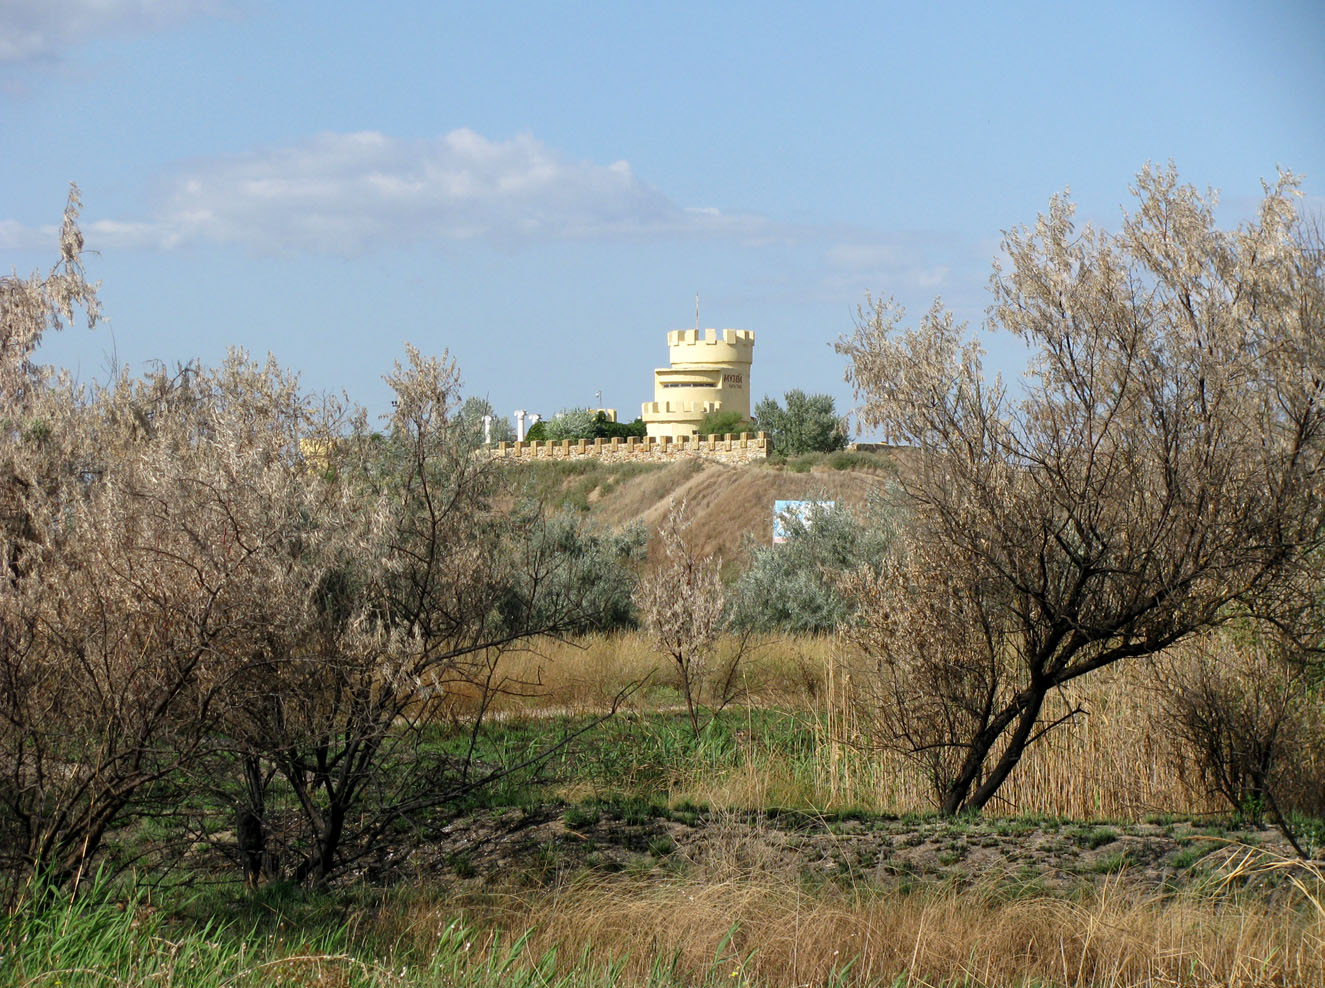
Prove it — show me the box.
[207,346,644,886]
[1154,631,1325,855]
[837,164,1325,815]
[635,498,733,738]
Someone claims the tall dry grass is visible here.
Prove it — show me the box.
[815,653,1225,819]
[451,634,1230,819]
[387,851,1325,988]
[15,845,1319,987]
[454,633,829,716]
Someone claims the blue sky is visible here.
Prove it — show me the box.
[3,0,1322,433]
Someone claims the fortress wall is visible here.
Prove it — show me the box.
[491,432,769,465]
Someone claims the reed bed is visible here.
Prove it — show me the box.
[812,655,1224,819]
[455,632,834,716]
[494,634,1219,818]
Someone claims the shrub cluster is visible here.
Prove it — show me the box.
[753,390,847,455]
[0,200,644,898]
[726,497,896,634]
[528,409,646,441]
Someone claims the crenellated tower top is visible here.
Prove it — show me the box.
[666,328,755,367]
[642,327,755,439]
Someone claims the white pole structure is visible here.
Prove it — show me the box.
[481,415,492,445]
[514,409,526,442]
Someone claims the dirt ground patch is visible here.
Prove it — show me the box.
[531,457,898,564]
[361,804,1295,897]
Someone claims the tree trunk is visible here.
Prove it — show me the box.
[236,755,267,886]
[939,688,1047,815]
[960,689,1047,814]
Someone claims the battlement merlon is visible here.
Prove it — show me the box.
[642,399,724,417]
[666,328,755,366]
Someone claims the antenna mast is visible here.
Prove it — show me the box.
[695,292,700,331]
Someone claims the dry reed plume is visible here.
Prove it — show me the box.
[820,651,1228,819]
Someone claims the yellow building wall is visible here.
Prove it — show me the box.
[641,328,754,439]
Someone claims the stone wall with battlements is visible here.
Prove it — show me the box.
[491,431,768,464]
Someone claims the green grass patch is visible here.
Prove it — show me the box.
[1089,850,1134,874]
[564,805,602,829]
[1170,844,1214,870]
[1084,826,1119,850]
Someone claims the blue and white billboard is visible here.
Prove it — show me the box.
[772,500,836,544]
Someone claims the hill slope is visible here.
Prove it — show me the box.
[511,452,899,566]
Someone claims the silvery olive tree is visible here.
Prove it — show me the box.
[727,498,896,635]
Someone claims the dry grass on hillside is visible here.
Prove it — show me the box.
[521,455,897,565]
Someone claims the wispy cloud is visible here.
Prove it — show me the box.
[0,0,227,63]
[0,218,54,251]
[1,129,778,254]
[0,129,997,295]
[814,233,983,306]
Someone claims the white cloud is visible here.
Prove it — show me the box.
[818,234,965,303]
[4,129,775,254]
[823,243,904,271]
[0,219,57,250]
[0,0,226,62]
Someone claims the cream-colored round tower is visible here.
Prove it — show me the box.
[641,328,754,439]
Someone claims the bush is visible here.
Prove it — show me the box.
[697,409,756,436]
[541,407,598,440]
[495,513,647,633]
[536,410,646,441]
[727,497,897,634]
[635,499,750,737]
[596,414,647,439]
[753,390,847,455]
[1156,633,1325,831]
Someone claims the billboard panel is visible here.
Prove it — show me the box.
[772,499,836,544]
